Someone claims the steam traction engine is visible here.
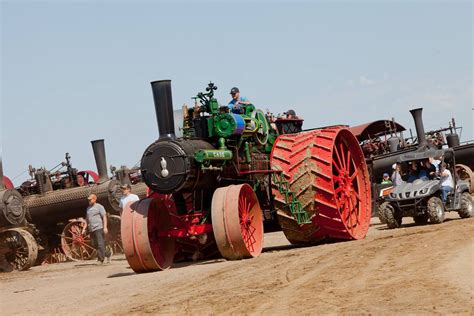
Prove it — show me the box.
[0,159,38,271]
[121,80,371,273]
[21,139,147,262]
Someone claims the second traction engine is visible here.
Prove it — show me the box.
[121,80,372,273]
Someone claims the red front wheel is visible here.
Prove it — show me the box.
[212,184,264,260]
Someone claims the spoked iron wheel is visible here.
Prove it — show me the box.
[456,164,474,192]
[271,127,371,244]
[212,184,264,260]
[106,215,123,254]
[61,220,97,261]
[0,228,38,271]
[121,198,175,273]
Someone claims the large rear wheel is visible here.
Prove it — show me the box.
[212,184,264,260]
[121,198,175,273]
[455,164,474,192]
[271,128,371,243]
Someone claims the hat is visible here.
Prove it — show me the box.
[120,183,131,190]
[284,109,296,116]
[383,173,389,177]
[230,87,239,94]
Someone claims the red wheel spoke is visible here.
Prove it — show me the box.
[350,169,359,182]
[345,150,351,174]
[338,142,347,170]
[332,161,344,175]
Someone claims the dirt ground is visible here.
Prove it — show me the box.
[1,213,473,315]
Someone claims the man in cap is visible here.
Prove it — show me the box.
[228,87,251,113]
[284,109,297,119]
[82,194,111,264]
[118,183,140,215]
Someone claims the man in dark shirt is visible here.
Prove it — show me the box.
[82,194,110,264]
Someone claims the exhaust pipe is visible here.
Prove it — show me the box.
[91,139,109,182]
[151,80,176,140]
[0,158,4,190]
[409,108,428,147]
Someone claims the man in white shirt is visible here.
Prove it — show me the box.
[119,184,140,215]
[439,162,454,203]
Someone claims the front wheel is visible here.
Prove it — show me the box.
[427,196,445,224]
[458,192,473,218]
[380,202,402,229]
[212,184,264,260]
[377,202,388,224]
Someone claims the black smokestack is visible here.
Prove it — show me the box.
[0,158,5,190]
[409,108,428,147]
[91,139,108,182]
[151,80,176,140]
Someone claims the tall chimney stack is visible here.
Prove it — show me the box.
[409,108,428,147]
[151,80,176,140]
[91,139,109,182]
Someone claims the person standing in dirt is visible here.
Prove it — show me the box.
[118,183,139,215]
[82,194,111,264]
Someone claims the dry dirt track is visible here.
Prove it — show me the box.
[1,214,473,315]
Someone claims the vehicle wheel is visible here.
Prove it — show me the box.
[413,214,429,225]
[377,202,388,224]
[458,192,473,218]
[427,196,445,224]
[380,202,402,229]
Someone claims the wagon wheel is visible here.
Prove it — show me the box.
[455,164,474,192]
[121,198,175,273]
[0,228,38,271]
[212,184,264,260]
[106,214,123,254]
[61,220,97,261]
[271,127,371,244]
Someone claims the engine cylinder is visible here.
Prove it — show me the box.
[141,139,215,194]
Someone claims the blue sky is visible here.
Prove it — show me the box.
[1,1,472,184]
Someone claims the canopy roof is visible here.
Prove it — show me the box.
[349,120,406,141]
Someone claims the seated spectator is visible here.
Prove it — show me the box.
[439,162,454,203]
[391,163,403,187]
[423,160,437,180]
[381,173,392,184]
[407,161,419,183]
